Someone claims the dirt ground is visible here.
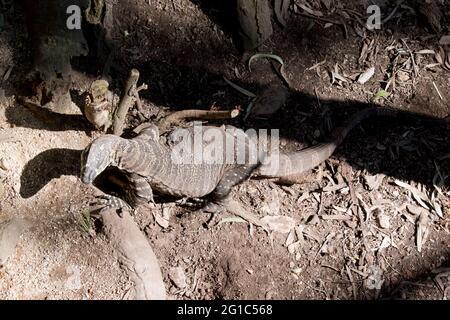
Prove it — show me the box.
[0,0,449,300]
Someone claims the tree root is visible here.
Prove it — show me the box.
[100,209,166,300]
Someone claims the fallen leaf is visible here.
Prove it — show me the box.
[416,211,430,253]
[363,173,384,190]
[218,216,247,225]
[248,53,284,72]
[357,66,375,84]
[415,49,436,55]
[373,89,390,101]
[378,236,392,252]
[260,215,296,234]
[297,3,323,17]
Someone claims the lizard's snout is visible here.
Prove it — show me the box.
[80,166,97,184]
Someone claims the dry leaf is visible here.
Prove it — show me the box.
[153,209,170,229]
[363,173,384,190]
[416,211,430,253]
[357,67,375,84]
[2,66,12,82]
[168,267,187,289]
[397,70,410,82]
[285,229,296,247]
[260,215,296,234]
[218,216,247,225]
[415,49,436,55]
[297,3,323,17]
[394,180,430,210]
[378,236,392,252]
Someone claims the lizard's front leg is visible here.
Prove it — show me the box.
[91,174,154,217]
[90,194,132,217]
[128,174,155,205]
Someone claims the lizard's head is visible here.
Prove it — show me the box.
[80,135,120,184]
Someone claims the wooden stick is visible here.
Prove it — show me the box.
[112,69,140,136]
[158,108,240,131]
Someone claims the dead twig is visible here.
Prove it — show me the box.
[133,83,148,114]
[158,108,240,132]
[345,264,358,299]
[112,69,140,136]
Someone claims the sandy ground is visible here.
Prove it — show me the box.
[0,0,449,299]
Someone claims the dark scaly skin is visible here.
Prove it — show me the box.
[255,107,400,182]
[256,107,449,183]
[81,124,257,209]
[81,107,449,210]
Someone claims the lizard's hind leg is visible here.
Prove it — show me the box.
[203,164,260,227]
[212,164,259,200]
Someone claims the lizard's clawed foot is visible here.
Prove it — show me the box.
[186,200,226,229]
[90,194,132,217]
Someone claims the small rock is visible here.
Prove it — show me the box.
[377,213,390,229]
[292,267,302,275]
[265,291,274,299]
[259,189,281,216]
[168,266,187,289]
[0,218,31,266]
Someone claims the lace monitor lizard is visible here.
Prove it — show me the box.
[80,107,449,215]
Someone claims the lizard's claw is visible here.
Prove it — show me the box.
[195,200,229,228]
[202,201,224,214]
[90,194,132,217]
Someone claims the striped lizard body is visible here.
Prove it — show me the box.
[80,107,449,212]
[81,124,258,210]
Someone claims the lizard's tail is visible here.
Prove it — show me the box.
[255,107,399,180]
